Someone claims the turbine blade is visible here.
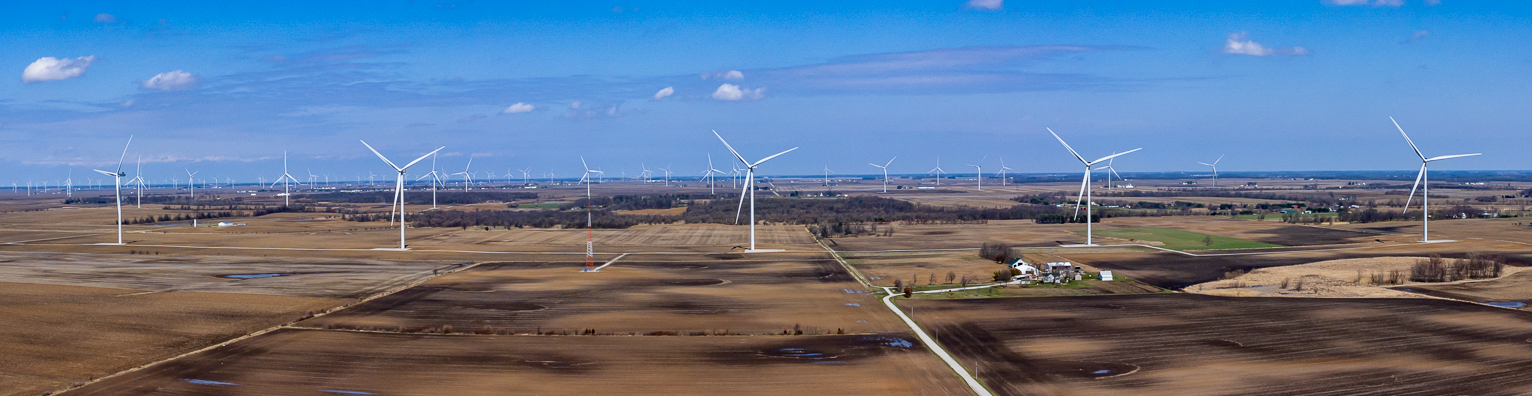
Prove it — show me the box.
[1088,148,1141,165]
[1424,153,1481,162]
[1197,162,1212,166]
[1214,155,1223,165]
[1048,128,1087,164]
[1074,171,1088,220]
[115,136,132,174]
[1391,116,1426,161]
[735,174,750,225]
[92,169,116,177]
[713,130,750,166]
[1405,164,1425,210]
[360,140,402,170]
[400,147,446,171]
[884,156,897,167]
[751,147,798,167]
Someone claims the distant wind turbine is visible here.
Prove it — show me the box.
[869,156,896,193]
[91,136,132,245]
[1198,155,1223,188]
[361,141,445,250]
[579,156,605,271]
[714,130,796,252]
[1050,128,1141,246]
[929,157,945,186]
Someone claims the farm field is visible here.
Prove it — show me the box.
[297,254,900,336]
[900,294,1532,396]
[1078,226,1281,250]
[0,282,342,396]
[70,329,968,396]
[1397,270,1532,309]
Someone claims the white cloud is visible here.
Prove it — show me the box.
[653,86,674,100]
[93,13,117,23]
[711,84,765,101]
[701,69,745,80]
[963,0,1003,11]
[141,70,200,90]
[570,101,582,109]
[502,102,534,113]
[1323,0,1404,6]
[1425,0,1441,5]
[21,56,97,83]
[121,99,134,108]
[1223,32,1308,56]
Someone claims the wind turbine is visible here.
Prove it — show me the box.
[967,163,982,191]
[640,163,653,182]
[361,141,444,250]
[1393,117,1481,243]
[1050,128,1141,246]
[869,156,896,193]
[451,158,474,191]
[1198,155,1223,188]
[703,154,723,195]
[64,169,72,198]
[126,156,145,208]
[929,157,945,186]
[659,165,672,186]
[91,137,132,245]
[1098,158,1124,189]
[822,166,834,187]
[184,169,198,200]
[307,169,319,189]
[714,130,796,252]
[519,168,531,185]
[579,157,605,271]
[415,151,444,209]
[271,152,300,206]
[997,156,1012,187]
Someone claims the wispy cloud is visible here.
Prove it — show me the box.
[141,70,201,91]
[653,86,674,100]
[1223,32,1308,56]
[1323,0,1404,7]
[701,69,744,80]
[502,102,534,113]
[93,13,117,23]
[740,45,1136,95]
[21,56,97,83]
[1403,30,1431,44]
[963,0,1003,11]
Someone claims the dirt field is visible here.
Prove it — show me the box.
[0,251,450,297]
[841,250,1012,287]
[901,294,1532,396]
[0,282,342,396]
[1188,256,1531,300]
[297,254,904,336]
[1398,270,1532,309]
[70,328,967,395]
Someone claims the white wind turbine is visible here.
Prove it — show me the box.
[1050,128,1141,246]
[451,158,474,191]
[361,141,445,250]
[184,169,198,200]
[997,156,1013,187]
[659,165,672,186]
[307,169,319,189]
[1393,117,1480,243]
[519,168,531,185]
[415,151,445,209]
[578,156,605,271]
[869,156,896,193]
[270,152,300,206]
[822,166,834,187]
[714,130,797,252]
[126,156,145,208]
[703,154,724,195]
[1097,157,1124,189]
[929,157,946,186]
[639,163,653,182]
[1198,155,1223,188]
[64,169,73,198]
[91,136,132,245]
[967,162,982,191]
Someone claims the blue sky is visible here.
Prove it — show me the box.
[2,0,1529,184]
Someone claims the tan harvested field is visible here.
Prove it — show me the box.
[1188,256,1531,299]
[841,250,1011,287]
[298,254,901,335]
[829,219,1088,251]
[71,328,967,396]
[901,294,1532,396]
[0,282,342,396]
[0,251,451,297]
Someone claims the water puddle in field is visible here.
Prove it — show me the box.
[1092,369,1111,374]
[1486,301,1526,308]
[321,390,375,395]
[182,379,238,386]
[223,273,291,279]
[864,336,913,348]
[845,302,861,307]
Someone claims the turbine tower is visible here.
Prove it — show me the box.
[184,169,198,201]
[1198,155,1223,188]
[967,163,982,191]
[271,152,300,206]
[91,136,132,245]
[415,151,445,209]
[1393,117,1480,243]
[869,156,896,193]
[714,130,796,252]
[361,141,445,250]
[929,157,945,186]
[519,168,531,186]
[126,156,145,208]
[822,166,834,187]
[998,156,1012,187]
[1050,128,1141,246]
[703,154,724,195]
[451,158,474,191]
[579,157,604,271]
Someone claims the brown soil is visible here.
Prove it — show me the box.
[901,294,1532,396]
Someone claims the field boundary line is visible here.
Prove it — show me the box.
[592,253,629,271]
[815,237,873,289]
[53,261,481,395]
